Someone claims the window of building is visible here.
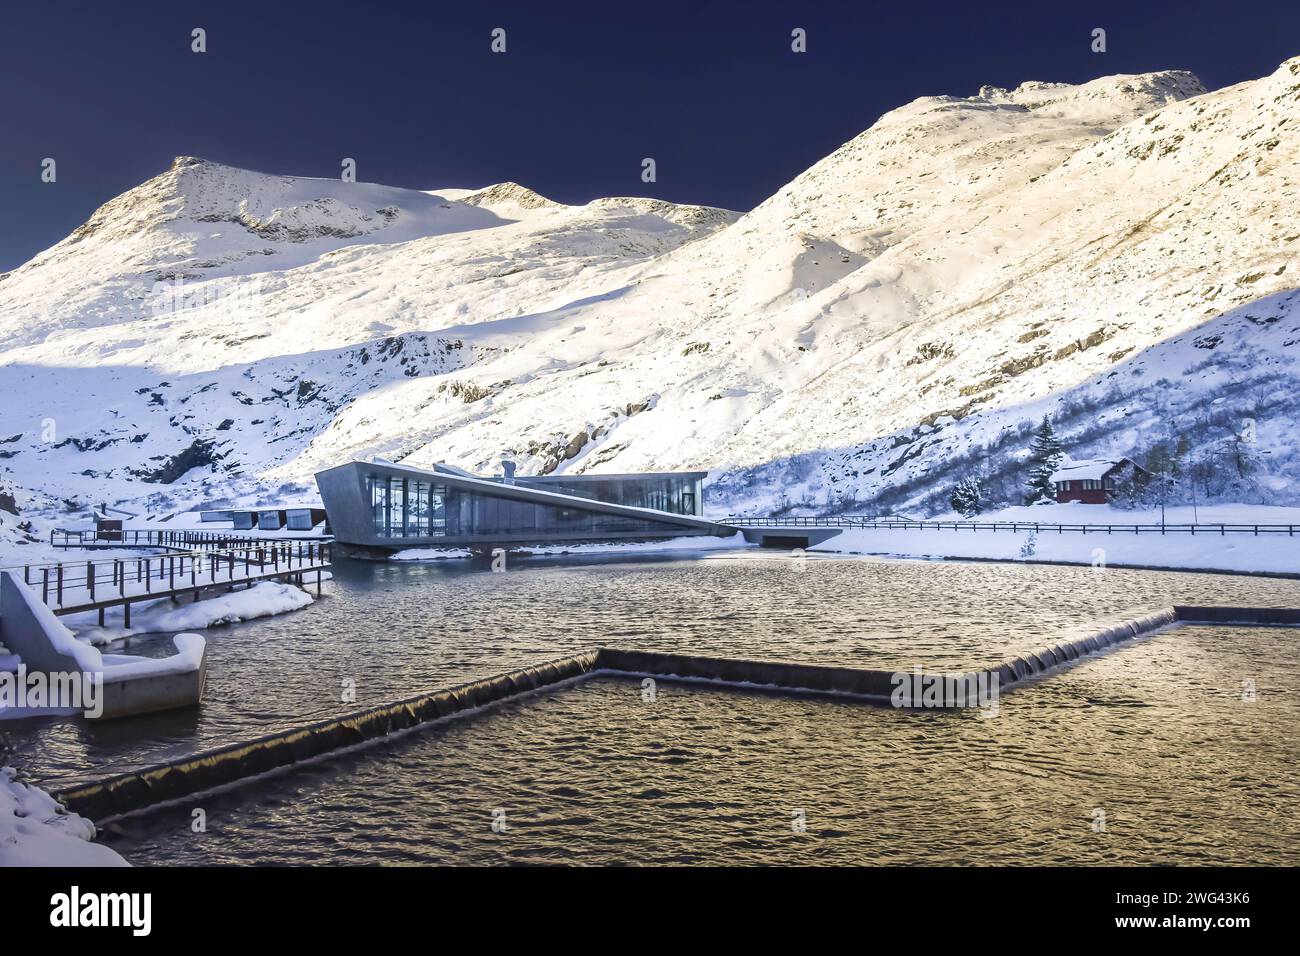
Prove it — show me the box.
[388,477,406,537]
[370,476,389,535]
[368,474,450,538]
[408,481,429,536]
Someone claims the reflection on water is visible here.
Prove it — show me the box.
[9,551,1300,790]
[101,625,1300,865]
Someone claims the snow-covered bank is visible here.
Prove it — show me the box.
[518,533,753,557]
[0,767,127,867]
[811,526,1299,576]
[68,580,314,645]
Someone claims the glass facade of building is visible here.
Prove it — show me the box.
[364,474,686,540]
[368,475,448,538]
[516,475,702,515]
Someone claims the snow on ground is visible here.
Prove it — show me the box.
[390,547,473,561]
[772,501,1299,573]
[517,533,754,557]
[811,527,1298,575]
[67,580,314,645]
[0,767,127,867]
[928,502,1300,526]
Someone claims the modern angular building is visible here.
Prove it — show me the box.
[314,459,732,555]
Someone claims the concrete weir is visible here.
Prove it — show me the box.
[596,647,902,699]
[54,606,1300,824]
[56,652,601,824]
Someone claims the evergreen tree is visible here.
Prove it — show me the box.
[948,476,984,517]
[1024,415,1064,505]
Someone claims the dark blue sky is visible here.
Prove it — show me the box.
[2,0,1298,271]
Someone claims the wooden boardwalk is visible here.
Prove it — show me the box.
[10,541,332,627]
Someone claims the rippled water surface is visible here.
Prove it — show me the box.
[10,551,1300,791]
[102,624,1300,865]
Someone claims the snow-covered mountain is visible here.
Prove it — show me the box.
[2,56,1299,537]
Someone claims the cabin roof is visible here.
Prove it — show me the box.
[1050,458,1128,484]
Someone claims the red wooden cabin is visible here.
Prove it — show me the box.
[1050,458,1151,504]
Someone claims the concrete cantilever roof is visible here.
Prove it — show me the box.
[314,459,732,547]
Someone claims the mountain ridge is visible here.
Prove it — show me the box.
[1,58,1297,535]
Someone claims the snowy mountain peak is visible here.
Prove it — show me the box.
[460,181,563,211]
[973,70,1204,111]
[585,196,739,228]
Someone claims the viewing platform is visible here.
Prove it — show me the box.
[5,541,332,627]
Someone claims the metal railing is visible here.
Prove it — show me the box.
[9,542,332,617]
[718,517,1299,536]
[718,516,884,529]
[49,528,328,550]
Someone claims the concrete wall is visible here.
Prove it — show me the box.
[98,636,209,720]
[0,570,101,673]
[1174,606,1300,625]
[595,647,897,698]
[1,570,206,720]
[740,528,843,548]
